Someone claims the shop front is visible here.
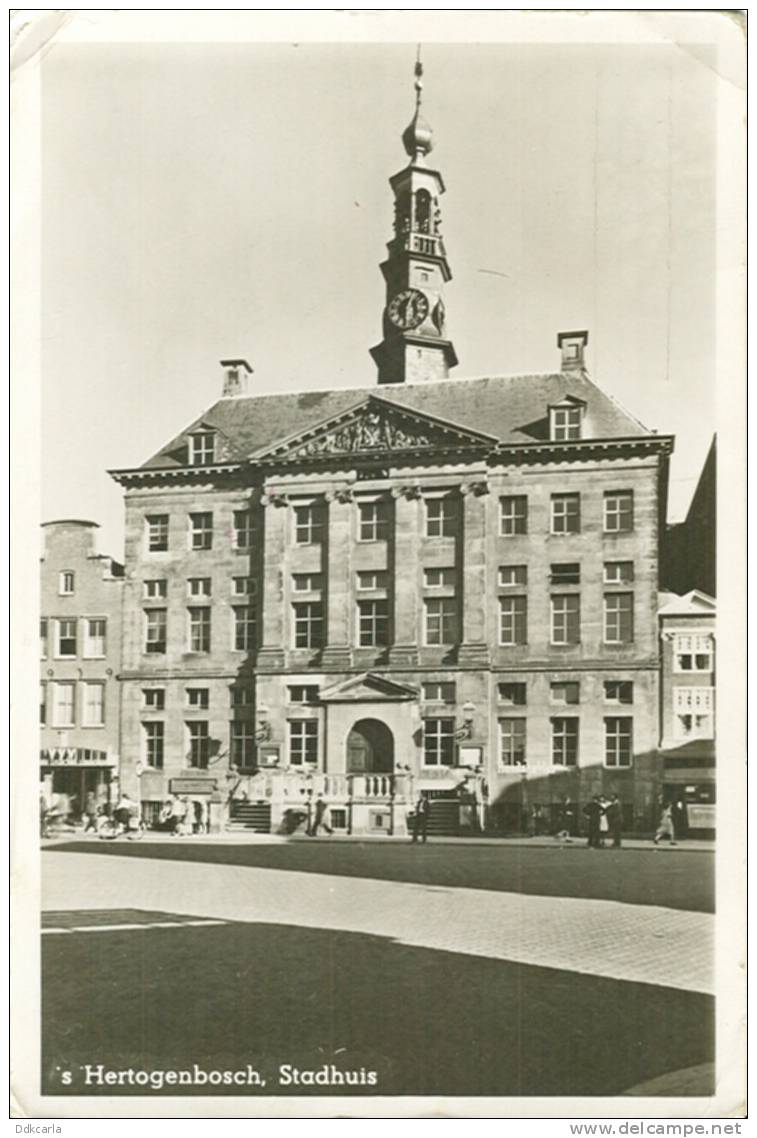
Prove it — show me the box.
[40,747,116,817]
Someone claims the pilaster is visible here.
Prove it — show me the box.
[389,484,421,665]
[457,479,490,666]
[257,492,287,669]
[322,487,354,669]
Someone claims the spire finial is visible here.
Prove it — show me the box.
[402,47,433,161]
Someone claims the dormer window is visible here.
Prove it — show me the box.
[189,431,216,466]
[549,400,584,441]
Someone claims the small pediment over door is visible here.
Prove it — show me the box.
[318,672,419,703]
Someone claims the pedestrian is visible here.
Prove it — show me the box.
[582,796,603,849]
[39,792,49,838]
[309,795,333,837]
[169,794,187,836]
[193,799,205,834]
[598,796,610,848]
[654,803,677,845]
[671,797,688,842]
[411,792,430,844]
[81,790,99,834]
[114,792,137,834]
[605,793,623,848]
[530,804,544,838]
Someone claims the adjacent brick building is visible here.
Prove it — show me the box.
[110,66,675,835]
[40,520,124,811]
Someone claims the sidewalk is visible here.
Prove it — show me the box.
[41,829,715,851]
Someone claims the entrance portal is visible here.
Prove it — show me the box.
[346,719,394,774]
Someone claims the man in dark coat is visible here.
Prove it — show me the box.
[411,793,430,843]
[582,796,603,848]
[605,794,623,848]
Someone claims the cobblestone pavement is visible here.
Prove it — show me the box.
[43,850,712,995]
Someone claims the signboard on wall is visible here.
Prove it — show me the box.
[169,778,217,795]
[40,748,114,767]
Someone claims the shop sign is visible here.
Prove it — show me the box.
[170,777,217,795]
[41,748,112,767]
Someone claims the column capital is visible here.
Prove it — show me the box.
[260,490,288,508]
[391,483,422,500]
[325,486,353,504]
[460,479,489,497]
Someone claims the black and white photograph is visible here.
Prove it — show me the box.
[11,9,746,1121]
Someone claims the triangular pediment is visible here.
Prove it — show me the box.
[659,589,716,616]
[319,672,419,703]
[253,395,498,462]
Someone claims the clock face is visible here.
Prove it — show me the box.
[386,288,429,330]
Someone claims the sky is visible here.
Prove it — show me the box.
[40,31,718,556]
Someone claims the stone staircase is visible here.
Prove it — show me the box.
[226,801,272,833]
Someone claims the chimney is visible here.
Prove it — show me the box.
[221,358,253,397]
[557,330,588,374]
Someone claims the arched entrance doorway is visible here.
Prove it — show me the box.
[346,719,394,774]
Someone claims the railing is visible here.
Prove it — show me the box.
[232,768,413,805]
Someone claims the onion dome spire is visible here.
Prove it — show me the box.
[402,48,433,162]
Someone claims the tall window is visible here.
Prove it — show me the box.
[83,618,106,658]
[425,497,458,538]
[187,722,210,769]
[605,717,633,767]
[143,722,164,769]
[189,512,213,551]
[604,594,634,644]
[82,682,105,727]
[144,609,167,654]
[604,491,634,533]
[231,722,256,770]
[188,607,211,653]
[294,504,325,544]
[51,681,76,728]
[550,406,582,441]
[674,634,713,672]
[293,602,324,649]
[58,570,75,595]
[551,718,579,766]
[423,718,455,767]
[40,682,47,725]
[358,501,389,542]
[233,510,255,549]
[424,598,457,646]
[233,606,257,651]
[551,493,581,535]
[289,720,318,765]
[189,431,215,465]
[40,618,48,659]
[146,515,169,552]
[499,718,526,767]
[551,595,580,645]
[55,619,77,658]
[357,600,390,647]
[499,596,527,645]
[500,496,528,536]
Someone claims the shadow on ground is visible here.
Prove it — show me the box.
[42,919,714,1098]
[46,840,715,914]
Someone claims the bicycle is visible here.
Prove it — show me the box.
[98,814,146,841]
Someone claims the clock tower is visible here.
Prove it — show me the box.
[370,59,459,385]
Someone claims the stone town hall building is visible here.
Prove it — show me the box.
[111,67,674,836]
